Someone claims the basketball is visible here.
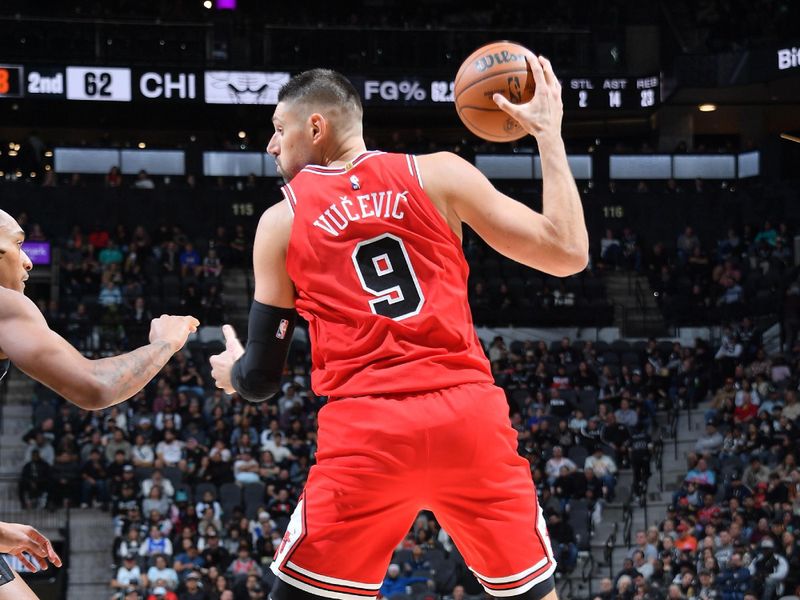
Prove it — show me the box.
[454,41,536,142]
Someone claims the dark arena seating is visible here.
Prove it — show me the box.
[0,2,798,600]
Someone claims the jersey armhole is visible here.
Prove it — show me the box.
[405,154,425,189]
[281,184,298,215]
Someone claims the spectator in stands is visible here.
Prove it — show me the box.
[743,456,770,489]
[545,445,576,485]
[584,446,617,501]
[24,431,54,465]
[677,226,700,264]
[546,511,577,572]
[685,458,717,490]
[142,470,175,500]
[142,486,171,517]
[226,542,261,579]
[380,563,428,599]
[112,553,147,591]
[202,248,223,280]
[600,229,622,269]
[716,552,751,600]
[106,165,123,188]
[81,447,109,508]
[734,393,758,424]
[18,448,50,509]
[601,413,631,466]
[99,280,124,306]
[233,451,260,484]
[628,530,659,562]
[133,433,156,468]
[180,571,208,600]
[180,243,202,278]
[141,528,174,560]
[107,428,133,463]
[614,398,638,428]
[156,430,185,467]
[173,540,205,580]
[134,169,155,190]
[695,421,724,456]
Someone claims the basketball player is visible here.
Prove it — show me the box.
[210,55,586,600]
[0,209,199,598]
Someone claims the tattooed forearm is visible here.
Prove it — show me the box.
[90,340,174,409]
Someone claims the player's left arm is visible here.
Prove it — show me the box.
[210,200,296,401]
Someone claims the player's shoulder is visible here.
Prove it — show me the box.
[0,286,37,319]
[416,151,472,173]
[255,199,293,246]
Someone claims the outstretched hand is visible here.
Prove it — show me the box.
[0,522,62,572]
[209,324,245,395]
[493,55,563,141]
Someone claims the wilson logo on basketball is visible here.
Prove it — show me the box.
[474,50,527,73]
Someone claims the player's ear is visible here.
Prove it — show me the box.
[309,113,326,145]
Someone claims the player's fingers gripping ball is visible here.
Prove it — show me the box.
[454,41,536,142]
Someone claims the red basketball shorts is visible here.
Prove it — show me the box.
[271,381,556,599]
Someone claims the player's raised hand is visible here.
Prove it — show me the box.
[493,55,563,141]
[210,324,245,395]
[149,314,200,353]
[0,522,62,571]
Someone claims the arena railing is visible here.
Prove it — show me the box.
[581,550,595,598]
[604,522,618,579]
[653,438,664,492]
[622,501,633,548]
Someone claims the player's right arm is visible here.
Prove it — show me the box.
[210,200,296,400]
[419,55,588,277]
[0,288,198,411]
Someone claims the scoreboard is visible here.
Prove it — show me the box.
[0,62,662,111]
[0,65,24,98]
[354,74,662,109]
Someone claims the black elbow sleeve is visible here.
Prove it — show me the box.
[231,301,296,403]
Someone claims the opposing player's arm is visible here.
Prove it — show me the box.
[0,288,197,411]
[419,151,588,277]
[210,200,296,401]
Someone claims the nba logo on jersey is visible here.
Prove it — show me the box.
[276,319,289,339]
[350,175,361,190]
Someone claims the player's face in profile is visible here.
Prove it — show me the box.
[268,101,316,183]
[0,212,32,293]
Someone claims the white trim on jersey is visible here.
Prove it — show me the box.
[470,556,549,583]
[404,154,415,178]
[301,151,385,176]
[470,560,557,597]
[411,155,425,188]
[286,562,382,591]
[271,569,379,600]
[281,186,295,215]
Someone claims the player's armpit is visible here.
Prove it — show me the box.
[253,200,296,308]
[418,152,588,277]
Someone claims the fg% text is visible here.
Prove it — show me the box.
[363,80,429,102]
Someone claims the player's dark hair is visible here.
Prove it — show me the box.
[278,68,362,116]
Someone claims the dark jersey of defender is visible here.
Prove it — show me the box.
[283,151,493,398]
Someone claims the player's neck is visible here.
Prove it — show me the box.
[323,138,368,169]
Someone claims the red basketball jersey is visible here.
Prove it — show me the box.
[283,151,493,398]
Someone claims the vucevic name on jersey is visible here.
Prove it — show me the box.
[283,151,493,398]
